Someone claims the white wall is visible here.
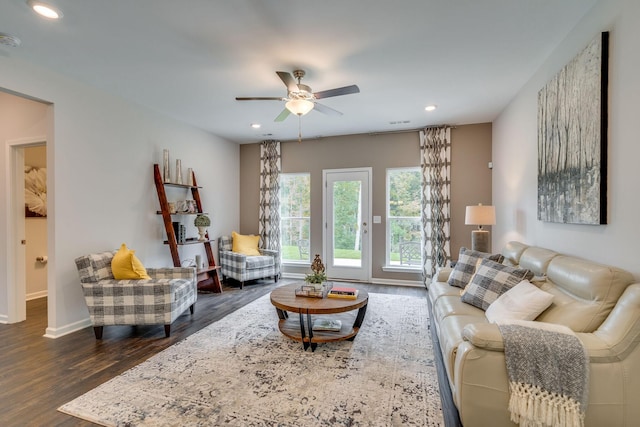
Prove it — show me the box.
[493,0,640,277]
[0,57,240,336]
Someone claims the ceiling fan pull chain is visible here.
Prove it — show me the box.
[298,116,302,143]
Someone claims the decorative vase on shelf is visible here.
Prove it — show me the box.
[187,168,194,186]
[175,159,183,185]
[197,226,207,242]
[163,149,171,183]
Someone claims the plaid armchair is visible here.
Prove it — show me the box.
[74,251,197,339]
[218,235,280,289]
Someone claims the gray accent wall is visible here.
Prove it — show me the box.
[240,124,492,284]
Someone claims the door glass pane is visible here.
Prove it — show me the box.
[332,180,362,267]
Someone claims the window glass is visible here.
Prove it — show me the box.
[387,168,422,267]
[280,173,311,263]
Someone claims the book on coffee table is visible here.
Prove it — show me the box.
[312,318,342,332]
[327,289,359,299]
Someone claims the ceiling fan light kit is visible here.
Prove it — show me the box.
[236,69,360,123]
[285,99,314,116]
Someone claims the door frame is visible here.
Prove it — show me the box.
[5,136,46,323]
[322,167,372,282]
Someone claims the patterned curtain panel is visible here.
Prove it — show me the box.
[259,140,281,252]
[420,127,451,284]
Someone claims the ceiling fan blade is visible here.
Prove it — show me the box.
[235,97,285,101]
[276,71,299,93]
[313,102,343,116]
[314,84,360,100]
[274,108,291,122]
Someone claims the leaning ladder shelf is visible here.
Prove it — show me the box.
[153,163,222,293]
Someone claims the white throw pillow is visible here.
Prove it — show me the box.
[485,280,554,323]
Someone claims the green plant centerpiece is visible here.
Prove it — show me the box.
[305,254,327,290]
[194,214,211,241]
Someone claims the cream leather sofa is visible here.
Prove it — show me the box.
[428,241,640,427]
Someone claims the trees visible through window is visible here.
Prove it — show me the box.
[280,173,310,263]
[387,168,422,267]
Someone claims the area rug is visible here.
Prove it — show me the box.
[58,292,443,426]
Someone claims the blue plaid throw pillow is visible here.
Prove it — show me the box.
[461,258,534,310]
[447,247,505,289]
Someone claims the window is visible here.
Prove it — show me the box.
[387,168,422,267]
[279,173,311,263]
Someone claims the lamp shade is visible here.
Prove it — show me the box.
[465,204,496,226]
[285,99,314,116]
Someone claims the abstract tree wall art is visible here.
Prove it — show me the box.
[537,32,609,224]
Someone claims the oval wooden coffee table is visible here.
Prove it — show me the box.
[270,283,369,351]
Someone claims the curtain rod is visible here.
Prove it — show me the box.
[280,125,457,143]
[367,125,457,136]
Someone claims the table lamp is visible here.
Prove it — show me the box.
[465,204,496,253]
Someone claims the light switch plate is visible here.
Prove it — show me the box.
[373,215,381,224]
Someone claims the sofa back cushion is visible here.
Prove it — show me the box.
[75,251,116,283]
[501,241,529,266]
[518,247,559,276]
[536,255,635,332]
[219,235,233,252]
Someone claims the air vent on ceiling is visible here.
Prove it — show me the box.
[389,120,411,125]
[0,32,21,47]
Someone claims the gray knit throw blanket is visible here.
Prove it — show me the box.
[498,320,589,427]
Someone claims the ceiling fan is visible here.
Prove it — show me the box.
[235,70,360,122]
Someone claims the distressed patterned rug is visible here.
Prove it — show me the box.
[58,292,443,426]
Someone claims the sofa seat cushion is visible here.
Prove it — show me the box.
[81,278,194,325]
[428,281,460,305]
[434,295,484,324]
[245,255,275,270]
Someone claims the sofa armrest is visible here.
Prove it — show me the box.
[462,285,640,362]
[435,266,453,283]
[462,323,505,352]
[220,250,247,264]
[260,248,281,274]
[147,267,196,280]
[580,283,640,362]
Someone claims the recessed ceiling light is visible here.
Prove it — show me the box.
[251,123,261,129]
[0,32,22,47]
[27,0,63,19]
[425,105,437,112]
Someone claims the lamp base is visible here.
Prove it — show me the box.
[471,230,490,253]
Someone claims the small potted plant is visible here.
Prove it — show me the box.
[194,214,211,241]
[304,254,327,290]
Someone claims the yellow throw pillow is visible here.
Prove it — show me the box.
[111,243,151,280]
[231,231,261,256]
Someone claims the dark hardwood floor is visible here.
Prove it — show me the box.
[0,279,427,426]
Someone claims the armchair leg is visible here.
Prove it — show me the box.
[93,326,104,339]
[240,281,244,289]
[274,275,279,283]
[190,303,195,315]
[164,324,171,338]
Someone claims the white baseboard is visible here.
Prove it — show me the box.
[27,290,48,301]
[44,317,92,339]
[282,272,423,287]
[0,314,8,324]
[370,277,424,287]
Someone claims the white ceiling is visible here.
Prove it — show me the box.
[0,0,597,144]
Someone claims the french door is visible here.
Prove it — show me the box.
[323,168,371,282]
